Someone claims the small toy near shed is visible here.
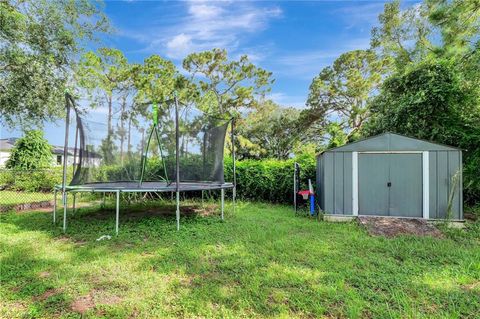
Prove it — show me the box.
[316,133,463,220]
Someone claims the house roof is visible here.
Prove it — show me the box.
[0,138,19,151]
[319,132,460,155]
[1,138,102,158]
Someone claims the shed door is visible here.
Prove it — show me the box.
[358,153,423,217]
[389,153,423,217]
[358,154,390,215]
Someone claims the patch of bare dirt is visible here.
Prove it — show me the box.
[358,217,444,238]
[462,281,480,291]
[71,294,95,314]
[464,212,478,222]
[34,288,62,301]
[55,236,87,246]
[71,289,122,314]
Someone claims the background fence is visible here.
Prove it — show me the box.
[0,168,63,211]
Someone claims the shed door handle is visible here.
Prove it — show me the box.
[387,182,391,187]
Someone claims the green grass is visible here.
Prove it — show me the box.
[0,191,53,206]
[1,201,479,318]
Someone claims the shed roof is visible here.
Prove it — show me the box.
[320,132,460,154]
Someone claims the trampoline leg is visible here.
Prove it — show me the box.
[53,189,57,224]
[201,190,204,207]
[221,188,224,220]
[63,192,67,233]
[233,187,236,215]
[102,192,106,208]
[72,193,76,215]
[176,191,180,231]
[115,191,120,235]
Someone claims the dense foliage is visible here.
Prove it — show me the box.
[224,157,315,203]
[0,0,108,128]
[5,130,52,170]
[0,167,68,193]
[0,156,314,204]
[307,50,391,141]
[236,100,303,159]
[365,60,480,202]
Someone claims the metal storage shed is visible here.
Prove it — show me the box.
[316,133,463,220]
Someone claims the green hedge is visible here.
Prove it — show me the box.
[0,167,71,192]
[225,156,315,203]
[0,157,315,203]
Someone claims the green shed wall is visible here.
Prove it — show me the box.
[316,133,463,220]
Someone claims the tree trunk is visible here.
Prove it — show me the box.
[119,96,126,164]
[107,95,113,135]
[127,116,132,155]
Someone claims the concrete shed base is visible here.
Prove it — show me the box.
[323,215,355,222]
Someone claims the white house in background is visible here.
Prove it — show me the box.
[0,138,102,168]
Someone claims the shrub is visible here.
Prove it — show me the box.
[0,156,316,202]
[6,130,53,169]
[225,156,315,203]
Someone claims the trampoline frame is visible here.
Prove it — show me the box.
[56,92,237,234]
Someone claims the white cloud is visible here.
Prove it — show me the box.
[268,92,306,109]
[126,1,282,59]
[166,33,193,59]
[332,2,386,30]
[272,38,371,79]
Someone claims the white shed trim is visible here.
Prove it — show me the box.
[422,151,430,219]
[352,151,429,218]
[352,152,358,216]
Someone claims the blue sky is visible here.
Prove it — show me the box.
[101,0,398,108]
[3,0,419,145]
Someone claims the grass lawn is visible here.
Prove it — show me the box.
[0,191,54,206]
[0,201,479,318]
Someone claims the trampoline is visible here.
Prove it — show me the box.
[54,91,236,234]
[63,182,233,192]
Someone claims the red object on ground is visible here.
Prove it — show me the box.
[298,190,313,199]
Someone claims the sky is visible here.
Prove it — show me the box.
[100,0,396,108]
[2,0,418,145]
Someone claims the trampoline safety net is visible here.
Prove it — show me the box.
[67,96,231,188]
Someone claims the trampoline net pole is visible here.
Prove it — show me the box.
[176,191,180,231]
[62,92,71,232]
[72,125,78,176]
[53,189,57,224]
[175,93,180,230]
[139,126,155,185]
[294,162,297,213]
[231,118,236,214]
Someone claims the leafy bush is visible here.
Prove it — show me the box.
[0,156,316,202]
[365,60,480,203]
[6,130,53,169]
[225,156,315,203]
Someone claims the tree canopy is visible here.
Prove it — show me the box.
[0,0,109,128]
[307,49,391,141]
[183,48,274,116]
